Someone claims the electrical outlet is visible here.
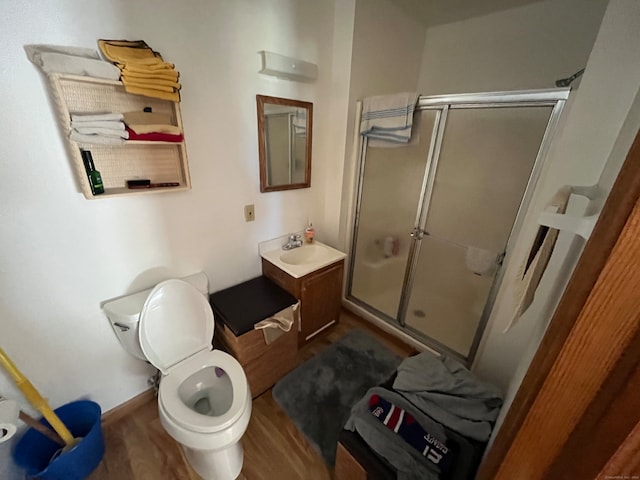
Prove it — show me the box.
[244,204,255,222]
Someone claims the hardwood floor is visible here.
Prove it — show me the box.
[89,309,414,480]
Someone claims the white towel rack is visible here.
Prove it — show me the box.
[537,184,600,240]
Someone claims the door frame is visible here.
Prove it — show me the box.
[477,128,640,478]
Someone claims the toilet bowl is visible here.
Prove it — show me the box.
[103,274,252,480]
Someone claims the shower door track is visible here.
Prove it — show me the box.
[346,87,570,364]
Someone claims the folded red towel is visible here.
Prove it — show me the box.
[125,126,183,143]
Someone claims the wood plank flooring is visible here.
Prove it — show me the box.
[88,309,414,480]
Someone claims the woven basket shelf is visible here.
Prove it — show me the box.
[49,74,191,199]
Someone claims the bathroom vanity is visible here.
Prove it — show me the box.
[260,240,346,346]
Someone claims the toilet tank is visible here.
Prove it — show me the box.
[103,272,210,361]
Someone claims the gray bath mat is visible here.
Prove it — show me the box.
[272,329,403,466]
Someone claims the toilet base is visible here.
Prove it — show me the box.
[183,441,244,480]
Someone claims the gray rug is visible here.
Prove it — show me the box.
[272,329,402,466]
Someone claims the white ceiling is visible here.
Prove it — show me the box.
[386,0,544,27]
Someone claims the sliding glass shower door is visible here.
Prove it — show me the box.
[350,110,439,318]
[402,106,553,357]
[348,89,568,361]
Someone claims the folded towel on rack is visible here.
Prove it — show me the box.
[127,124,182,135]
[120,68,180,81]
[73,126,129,138]
[360,92,418,144]
[121,76,181,92]
[98,39,181,102]
[125,126,183,142]
[98,39,160,64]
[24,44,121,80]
[70,131,125,145]
[69,120,125,130]
[71,112,124,123]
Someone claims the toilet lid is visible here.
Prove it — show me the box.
[139,279,215,374]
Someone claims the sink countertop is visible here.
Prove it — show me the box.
[259,237,347,278]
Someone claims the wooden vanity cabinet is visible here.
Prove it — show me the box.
[261,258,344,346]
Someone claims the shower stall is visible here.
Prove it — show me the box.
[346,89,569,363]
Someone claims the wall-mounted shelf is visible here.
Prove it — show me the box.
[49,74,191,199]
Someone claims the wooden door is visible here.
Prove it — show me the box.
[477,129,640,479]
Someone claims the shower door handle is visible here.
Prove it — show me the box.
[410,228,426,239]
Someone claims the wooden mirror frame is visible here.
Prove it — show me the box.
[256,94,313,192]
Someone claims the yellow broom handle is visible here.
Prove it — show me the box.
[0,347,76,446]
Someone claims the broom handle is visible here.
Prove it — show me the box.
[18,410,65,446]
[0,347,76,447]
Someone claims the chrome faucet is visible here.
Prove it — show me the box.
[282,234,303,250]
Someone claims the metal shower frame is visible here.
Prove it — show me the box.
[345,87,570,364]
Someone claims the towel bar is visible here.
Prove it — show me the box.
[537,184,600,240]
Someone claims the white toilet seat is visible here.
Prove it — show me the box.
[158,349,249,434]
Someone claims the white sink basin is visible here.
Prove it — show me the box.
[280,244,329,265]
[260,240,347,278]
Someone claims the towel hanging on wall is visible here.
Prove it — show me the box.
[360,92,418,146]
[505,186,572,332]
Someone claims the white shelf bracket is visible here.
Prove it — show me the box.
[537,184,600,240]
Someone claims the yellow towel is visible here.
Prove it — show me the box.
[99,40,181,102]
[121,76,181,90]
[122,57,174,69]
[98,39,159,64]
[123,84,180,102]
[128,124,182,135]
[121,68,179,81]
[121,77,179,93]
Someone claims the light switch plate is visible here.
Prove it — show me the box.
[244,204,255,222]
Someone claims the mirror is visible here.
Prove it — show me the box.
[257,95,312,192]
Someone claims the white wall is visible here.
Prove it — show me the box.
[0,1,351,477]
[418,0,608,94]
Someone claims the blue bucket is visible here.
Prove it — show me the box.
[12,400,105,480]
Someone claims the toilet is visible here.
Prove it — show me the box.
[103,273,252,480]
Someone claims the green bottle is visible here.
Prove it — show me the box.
[80,150,104,195]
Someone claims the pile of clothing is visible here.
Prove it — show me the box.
[98,40,181,102]
[70,113,128,145]
[345,352,503,480]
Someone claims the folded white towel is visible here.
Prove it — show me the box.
[71,113,124,123]
[69,131,125,145]
[69,120,125,130]
[24,45,121,80]
[360,92,418,144]
[73,126,129,138]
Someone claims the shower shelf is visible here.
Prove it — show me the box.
[537,184,600,240]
